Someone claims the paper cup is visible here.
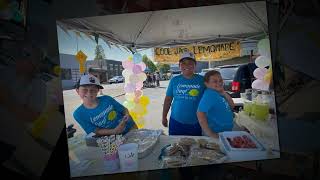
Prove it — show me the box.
[118,143,138,172]
[103,152,120,172]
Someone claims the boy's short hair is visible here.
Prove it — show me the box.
[204,70,221,82]
[75,74,103,89]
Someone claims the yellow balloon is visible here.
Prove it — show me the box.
[128,56,133,61]
[264,72,272,84]
[129,111,138,121]
[133,104,144,114]
[140,107,147,116]
[139,96,150,106]
[135,117,145,129]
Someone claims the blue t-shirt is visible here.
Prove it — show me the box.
[166,74,205,124]
[197,89,233,133]
[73,95,134,135]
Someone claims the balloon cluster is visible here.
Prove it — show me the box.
[252,38,273,91]
[122,53,150,128]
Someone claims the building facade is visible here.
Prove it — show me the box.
[59,53,82,90]
[59,54,123,90]
[86,59,123,83]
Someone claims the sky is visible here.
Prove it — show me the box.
[56,26,154,62]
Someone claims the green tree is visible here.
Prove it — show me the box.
[94,44,105,60]
[142,55,157,72]
[156,63,170,73]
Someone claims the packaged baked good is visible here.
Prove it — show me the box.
[205,142,220,150]
[162,156,186,168]
[187,146,226,166]
[179,137,197,146]
[197,138,209,148]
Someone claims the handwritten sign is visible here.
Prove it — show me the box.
[154,41,241,63]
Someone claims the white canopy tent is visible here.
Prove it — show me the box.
[57,1,268,52]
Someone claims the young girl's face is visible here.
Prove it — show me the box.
[205,74,224,92]
[180,59,195,76]
[76,85,99,103]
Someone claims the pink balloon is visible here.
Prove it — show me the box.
[134,90,143,98]
[124,83,136,93]
[252,79,269,91]
[136,81,143,90]
[137,62,146,71]
[122,60,134,69]
[253,68,268,80]
[132,64,143,74]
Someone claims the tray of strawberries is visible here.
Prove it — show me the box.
[219,131,266,152]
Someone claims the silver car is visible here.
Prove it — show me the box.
[108,76,124,84]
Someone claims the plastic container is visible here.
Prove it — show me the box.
[118,143,139,172]
[219,131,267,161]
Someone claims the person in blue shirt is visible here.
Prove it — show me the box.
[73,74,136,136]
[162,51,205,136]
[197,70,235,138]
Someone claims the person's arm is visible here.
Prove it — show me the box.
[197,111,219,139]
[221,91,235,109]
[122,107,130,119]
[94,119,128,136]
[162,96,173,127]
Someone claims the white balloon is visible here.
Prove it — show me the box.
[122,69,133,79]
[253,67,268,80]
[255,56,271,68]
[258,38,271,58]
[252,79,269,91]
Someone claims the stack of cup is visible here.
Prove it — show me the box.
[96,135,125,172]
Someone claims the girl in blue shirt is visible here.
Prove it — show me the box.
[197,70,235,138]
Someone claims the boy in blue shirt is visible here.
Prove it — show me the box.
[73,74,136,136]
[197,70,235,138]
[162,52,205,136]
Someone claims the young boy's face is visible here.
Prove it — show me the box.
[76,85,99,103]
[205,74,224,92]
[179,59,196,76]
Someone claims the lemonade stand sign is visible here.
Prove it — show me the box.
[154,41,241,63]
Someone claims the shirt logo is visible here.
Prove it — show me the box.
[89,77,95,83]
[108,110,117,121]
[188,89,199,97]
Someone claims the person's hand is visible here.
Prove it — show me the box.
[162,117,168,127]
[114,119,128,134]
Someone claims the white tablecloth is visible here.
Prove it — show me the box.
[234,111,280,151]
[68,134,279,177]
